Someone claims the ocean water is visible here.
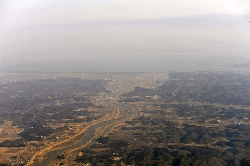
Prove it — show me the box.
[1,55,248,73]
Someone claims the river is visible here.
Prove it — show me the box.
[36,103,137,166]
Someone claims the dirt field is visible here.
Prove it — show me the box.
[0,148,10,163]
[0,121,24,164]
[0,147,22,164]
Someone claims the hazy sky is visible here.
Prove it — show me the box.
[0,0,250,72]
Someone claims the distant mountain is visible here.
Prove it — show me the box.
[230,62,250,68]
